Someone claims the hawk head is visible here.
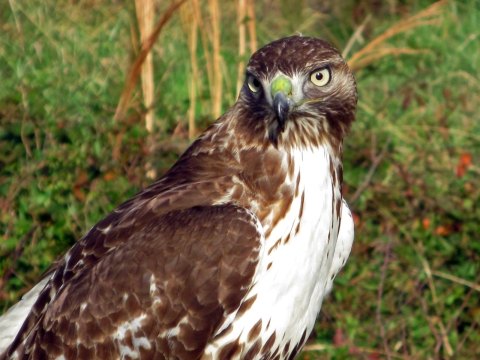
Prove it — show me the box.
[235,36,357,151]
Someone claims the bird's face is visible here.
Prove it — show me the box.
[238,36,357,150]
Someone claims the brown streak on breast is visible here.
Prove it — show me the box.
[236,295,257,318]
[218,338,241,360]
[269,346,280,359]
[282,340,291,357]
[337,163,343,184]
[247,319,263,342]
[261,332,276,355]
[298,328,307,346]
[268,187,294,236]
[298,191,305,219]
[287,153,295,179]
[284,233,291,244]
[288,328,308,360]
[330,181,335,220]
[295,172,301,197]
[336,198,342,219]
[295,222,300,235]
[243,340,262,360]
[268,239,282,255]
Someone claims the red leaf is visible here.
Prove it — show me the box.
[333,328,344,347]
[352,212,361,227]
[460,153,472,167]
[435,226,450,236]
[456,164,466,178]
[104,172,117,181]
[422,218,430,230]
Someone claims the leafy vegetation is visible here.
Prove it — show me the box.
[1,0,479,358]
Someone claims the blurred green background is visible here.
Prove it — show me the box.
[1,0,479,358]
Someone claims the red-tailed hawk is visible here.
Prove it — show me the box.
[0,36,356,359]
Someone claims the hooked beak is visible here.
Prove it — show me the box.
[271,77,295,132]
[273,92,289,132]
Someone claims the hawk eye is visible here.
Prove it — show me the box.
[247,76,262,93]
[310,68,330,87]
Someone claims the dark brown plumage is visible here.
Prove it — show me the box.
[0,36,357,360]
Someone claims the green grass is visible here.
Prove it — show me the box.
[1,0,479,358]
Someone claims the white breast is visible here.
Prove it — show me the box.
[204,145,352,359]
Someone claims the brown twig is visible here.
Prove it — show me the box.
[376,222,393,360]
[114,0,185,122]
[349,135,391,204]
[416,291,442,355]
[456,321,477,354]
[439,273,478,356]
[0,225,38,295]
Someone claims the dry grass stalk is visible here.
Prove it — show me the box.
[436,319,454,356]
[431,270,480,292]
[342,14,371,59]
[236,0,257,98]
[114,0,185,123]
[246,0,257,53]
[377,224,393,360]
[209,0,222,119]
[135,0,155,133]
[236,0,246,97]
[347,0,448,71]
[352,47,430,70]
[191,0,213,112]
[8,0,25,51]
[181,1,199,139]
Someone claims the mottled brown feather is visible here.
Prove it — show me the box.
[4,206,262,359]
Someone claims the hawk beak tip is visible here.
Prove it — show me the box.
[273,92,290,132]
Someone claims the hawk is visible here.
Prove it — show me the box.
[0,36,357,360]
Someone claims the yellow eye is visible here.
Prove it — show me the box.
[310,68,330,87]
[247,76,262,93]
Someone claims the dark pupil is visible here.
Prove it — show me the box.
[253,78,260,87]
[315,72,323,81]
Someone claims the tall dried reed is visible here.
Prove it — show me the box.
[209,0,222,119]
[135,0,155,133]
[114,0,185,123]
[181,2,199,140]
[346,0,448,71]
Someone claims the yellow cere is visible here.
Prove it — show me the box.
[271,76,293,96]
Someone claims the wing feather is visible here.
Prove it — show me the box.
[2,204,264,360]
